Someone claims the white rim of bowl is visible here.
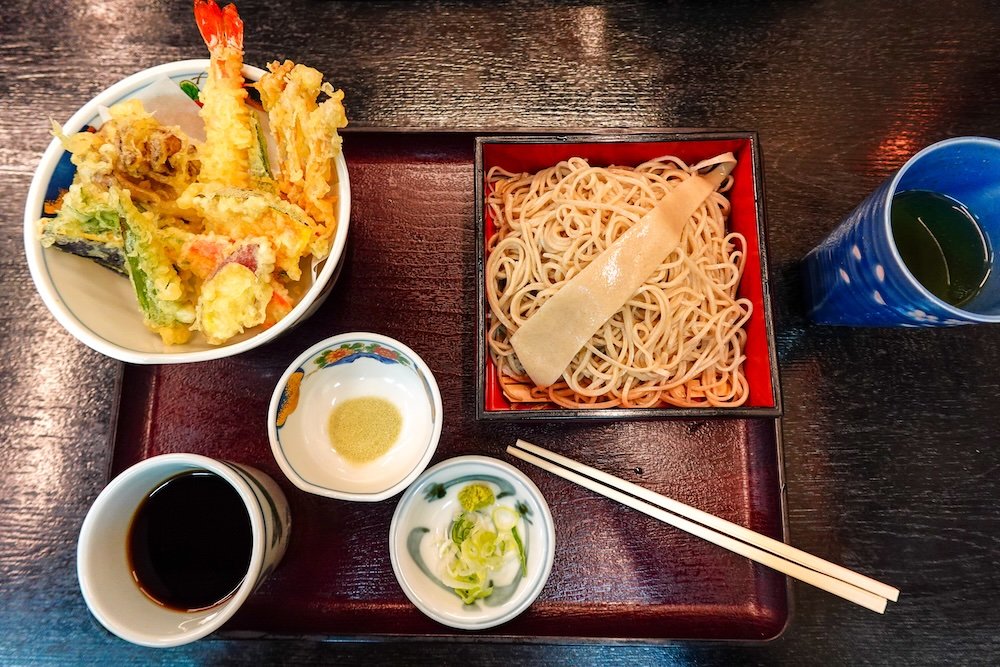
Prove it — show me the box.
[76,453,266,648]
[388,455,556,630]
[267,332,443,502]
[23,59,351,364]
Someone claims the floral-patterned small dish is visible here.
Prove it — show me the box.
[267,333,442,501]
[389,456,555,630]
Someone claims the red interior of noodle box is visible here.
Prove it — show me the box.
[475,133,781,420]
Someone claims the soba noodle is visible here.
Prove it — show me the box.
[485,155,752,409]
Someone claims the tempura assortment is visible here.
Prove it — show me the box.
[38,0,348,345]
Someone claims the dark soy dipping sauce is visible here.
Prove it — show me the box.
[128,471,253,612]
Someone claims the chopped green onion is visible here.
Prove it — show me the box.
[492,506,518,531]
[512,525,527,576]
[440,484,527,604]
[450,513,475,545]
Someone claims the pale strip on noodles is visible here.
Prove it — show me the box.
[485,154,753,409]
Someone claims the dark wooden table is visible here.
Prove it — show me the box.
[3,0,999,664]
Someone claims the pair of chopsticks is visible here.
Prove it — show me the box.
[507,439,899,614]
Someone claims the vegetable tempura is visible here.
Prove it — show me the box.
[38,0,348,345]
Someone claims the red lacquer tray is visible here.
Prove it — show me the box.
[108,129,790,642]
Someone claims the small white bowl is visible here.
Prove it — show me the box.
[268,333,442,502]
[389,456,555,630]
[23,60,350,364]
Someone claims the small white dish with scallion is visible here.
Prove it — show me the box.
[388,456,554,630]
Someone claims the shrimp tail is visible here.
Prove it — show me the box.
[194,0,243,51]
[186,0,254,187]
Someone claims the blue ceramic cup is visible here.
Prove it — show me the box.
[803,136,1000,326]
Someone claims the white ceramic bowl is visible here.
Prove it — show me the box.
[23,60,350,364]
[268,333,442,502]
[389,456,555,630]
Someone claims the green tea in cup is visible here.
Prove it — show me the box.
[890,190,992,308]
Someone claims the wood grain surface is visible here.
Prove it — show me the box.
[3,0,1000,664]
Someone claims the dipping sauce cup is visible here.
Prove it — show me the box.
[77,454,291,647]
[803,136,1000,326]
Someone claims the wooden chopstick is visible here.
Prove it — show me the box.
[508,439,899,614]
[512,438,899,602]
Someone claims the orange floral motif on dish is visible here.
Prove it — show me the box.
[318,347,353,366]
[276,370,304,427]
